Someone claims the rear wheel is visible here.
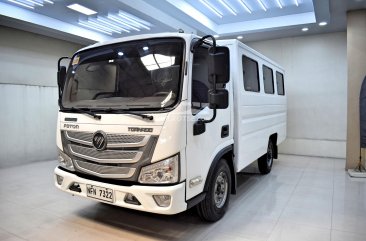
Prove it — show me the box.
[258,140,274,174]
[197,159,231,222]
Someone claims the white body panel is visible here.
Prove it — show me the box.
[55,167,186,214]
[218,40,287,171]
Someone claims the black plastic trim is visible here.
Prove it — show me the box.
[186,192,206,209]
[203,145,235,193]
[64,117,77,122]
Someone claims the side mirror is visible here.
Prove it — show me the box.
[208,46,230,84]
[57,66,67,90]
[208,89,228,109]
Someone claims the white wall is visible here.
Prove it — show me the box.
[0,26,83,168]
[246,32,347,158]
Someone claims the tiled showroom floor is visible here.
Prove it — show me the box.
[0,154,366,241]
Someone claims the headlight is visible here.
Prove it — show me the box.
[138,154,179,184]
[58,149,75,171]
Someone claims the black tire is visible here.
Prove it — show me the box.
[258,139,274,174]
[197,159,231,222]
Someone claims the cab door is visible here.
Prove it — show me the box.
[185,45,233,200]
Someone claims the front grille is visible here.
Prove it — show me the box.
[65,131,149,147]
[69,145,142,163]
[62,130,157,180]
[74,160,135,179]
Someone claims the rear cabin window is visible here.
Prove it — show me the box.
[263,65,274,94]
[242,56,259,92]
[276,71,285,95]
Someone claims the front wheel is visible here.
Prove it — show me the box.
[197,159,231,222]
[258,140,274,174]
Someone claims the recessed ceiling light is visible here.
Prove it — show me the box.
[319,21,327,26]
[96,17,130,33]
[256,0,267,11]
[118,52,124,56]
[118,11,151,30]
[275,0,283,9]
[143,46,149,51]
[238,0,252,14]
[87,19,121,34]
[107,15,141,31]
[7,0,34,9]
[219,0,237,16]
[67,3,97,16]
[24,0,43,7]
[199,0,223,18]
[302,27,309,32]
[78,22,112,35]
[237,36,243,39]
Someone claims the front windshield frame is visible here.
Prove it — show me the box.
[60,37,186,113]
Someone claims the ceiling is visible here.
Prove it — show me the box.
[0,0,365,45]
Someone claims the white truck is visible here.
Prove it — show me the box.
[54,33,286,221]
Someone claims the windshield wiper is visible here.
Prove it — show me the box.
[69,107,102,120]
[104,108,154,120]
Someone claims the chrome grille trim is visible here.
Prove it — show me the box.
[74,160,135,178]
[69,145,143,164]
[65,131,149,148]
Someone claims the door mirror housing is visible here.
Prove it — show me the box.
[208,46,230,84]
[208,89,228,109]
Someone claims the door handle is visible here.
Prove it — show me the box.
[221,125,229,138]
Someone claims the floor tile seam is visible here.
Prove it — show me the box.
[0,226,27,241]
[331,227,366,236]
[331,228,366,237]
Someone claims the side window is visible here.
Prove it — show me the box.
[263,65,274,94]
[276,71,285,95]
[191,46,210,115]
[242,55,259,92]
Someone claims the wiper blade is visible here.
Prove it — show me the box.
[104,108,154,120]
[70,107,101,120]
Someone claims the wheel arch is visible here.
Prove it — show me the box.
[203,145,236,195]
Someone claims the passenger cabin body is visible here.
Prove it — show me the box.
[220,39,287,171]
[54,33,286,221]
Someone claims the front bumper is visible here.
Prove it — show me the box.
[54,167,187,215]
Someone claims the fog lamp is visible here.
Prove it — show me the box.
[153,195,171,207]
[56,174,64,185]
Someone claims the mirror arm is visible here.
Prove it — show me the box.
[58,56,70,70]
[201,109,217,124]
[191,35,216,53]
[196,74,218,126]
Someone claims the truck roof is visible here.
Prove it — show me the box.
[77,32,196,53]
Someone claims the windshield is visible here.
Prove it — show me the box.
[62,38,185,111]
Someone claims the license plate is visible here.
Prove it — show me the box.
[86,185,114,203]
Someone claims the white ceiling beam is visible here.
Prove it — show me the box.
[165,0,217,33]
[118,0,197,34]
[0,2,112,43]
[217,12,316,35]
